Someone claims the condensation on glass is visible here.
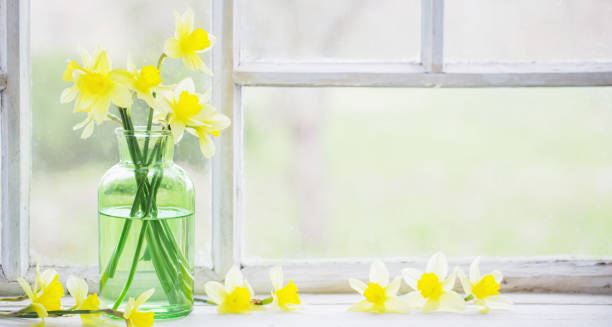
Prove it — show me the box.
[243,87,612,260]
[239,0,421,63]
[445,0,612,63]
[30,0,213,266]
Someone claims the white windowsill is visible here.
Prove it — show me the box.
[1,293,611,326]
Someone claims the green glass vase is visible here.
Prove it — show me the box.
[98,128,194,319]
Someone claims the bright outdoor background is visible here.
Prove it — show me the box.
[31,0,612,265]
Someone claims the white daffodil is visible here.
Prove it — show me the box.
[348,261,410,314]
[402,252,466,313]
[458,257,513,313]
[269,266,300,312]
[204,266,259,314]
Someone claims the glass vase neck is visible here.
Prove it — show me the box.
[115,127,174,167]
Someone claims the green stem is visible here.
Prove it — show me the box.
[258,297,273,305]
[112,221,148,310]
[157,53,167,70]
[464,294,474,302]
[0,296,28,302]
[0,308,125,319]
[193,297,215,305]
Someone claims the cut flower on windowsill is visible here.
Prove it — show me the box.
[269,266,301,312]
[348,261,410,314]
[66,275,108,325]
[123,289,155,327]
[205,266,260,314]
[402,252,466,313]
[458,257,513,314]
[16,264,64,325]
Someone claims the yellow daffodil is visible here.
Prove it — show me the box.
[164,9,215,74]
[111,58,167,110]
[16,264,65,324]
[268,266,301,312]
[458,257,513,313]
[66,275,104,325]
[401,252,466,313]
[123,289,155,327]
[348,261,410,314]
[60,47,132,138]
[204,266,259,314]
[187,105,230,158]
[156,78,229,151]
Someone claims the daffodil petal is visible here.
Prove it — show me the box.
[402,291,426,309]
[164,38,181,58]
[457,269,472,295]
[224,266,244,291]
[369,261,389,287]
[79,48,92,69]
[442,267,458,291]
[422,299,440,313]
[66,275,88,306]
[401,268,421,291]
[182,54,204,72]
[30,303,48,320]
[81,121,95,139]
[92,50,111,74]
[198,132,215,158]
[110,85,132,109]
[348,300,374,312]
[176,9,194,39]
[109,69,135,89]
[134,288,155,309]
[245,280,255,299]
[17,278,34,299]
[438,291,466,312]
[74,92,96,112]
[491,270,503,284]
[269,266,283,291]
[176,77,196,94]
[470,257,481,284]
[384,297,411,314]
[385,276,401,297]
[485,295,513,309]
[60,86,79,104]
[170,121,186,143]
[426,252,448,280]
[348,278,367,295]
[39,269,58,288]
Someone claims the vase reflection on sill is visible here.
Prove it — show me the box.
[98,128,195,319]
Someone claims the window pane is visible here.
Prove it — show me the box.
[31,0,212,266]
[445,0,612,63]
[244,87,612,260]
[239,0,420,63]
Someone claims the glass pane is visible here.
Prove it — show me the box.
[244,87,612,260]
[31,0,212,266]
[239,0,420,63]
[445,0,612,62]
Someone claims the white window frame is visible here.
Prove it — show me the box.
[0,0,610,294]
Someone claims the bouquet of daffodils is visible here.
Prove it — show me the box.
[59,9,229,313]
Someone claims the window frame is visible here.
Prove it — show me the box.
[0,0,610,294]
